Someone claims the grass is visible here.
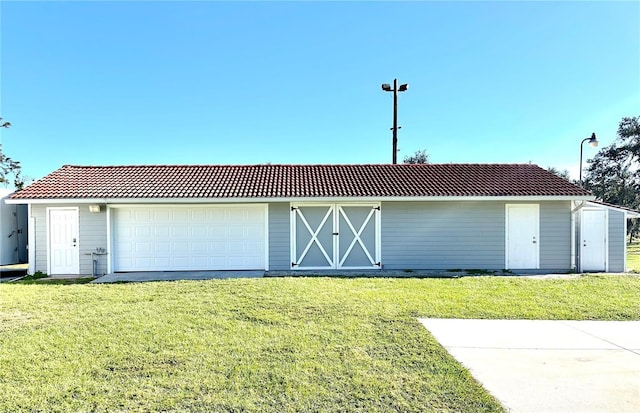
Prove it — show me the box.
[1,275,639,412]
[627,240,640,272]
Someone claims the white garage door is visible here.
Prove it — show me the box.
[113,205,266,271]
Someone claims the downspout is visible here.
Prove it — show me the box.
[27,203,35,275]
[571,201,587,272]
[105,200,111,275]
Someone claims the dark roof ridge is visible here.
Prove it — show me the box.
[59,163,541,168]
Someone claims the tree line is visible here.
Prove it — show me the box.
[583,115,640,241]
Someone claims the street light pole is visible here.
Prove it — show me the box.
[579,132,598,186]
[381,79,408,164]
[392,79,398,164]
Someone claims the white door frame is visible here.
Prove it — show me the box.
[505,204,540,269]
[290,203,381,270]
[579,208,608,272]
[47,207,80,275]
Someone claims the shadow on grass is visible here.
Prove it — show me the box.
[12,277,96,285]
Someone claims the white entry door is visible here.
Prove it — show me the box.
[580,209,607,272]
[506,204,539,269]
[291,204,380,269]
[48,208,80,275]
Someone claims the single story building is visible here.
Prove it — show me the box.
[6,163,637,276]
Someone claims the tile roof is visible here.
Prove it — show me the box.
[10,164,592,200]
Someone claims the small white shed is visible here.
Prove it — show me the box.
[576,201,640,273]
[0,188,28,265]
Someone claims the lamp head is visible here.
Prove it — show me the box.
[589,132,598,147]
[381,83,391,91]
[398,84,408,92]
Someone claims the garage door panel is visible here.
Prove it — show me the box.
[155,242,170,253]
[192,227,208,237]
[135,209,152,222]
[210,227,226,238]
[135,242,152,253]
[155,257,170,267]
[155,226,170,237]
[113,206,266,271]
[191,209,207,221]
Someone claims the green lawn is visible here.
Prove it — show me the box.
[1,276,639,412]
[627,241,640,272]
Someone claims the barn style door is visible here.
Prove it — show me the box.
[291,204,381,269]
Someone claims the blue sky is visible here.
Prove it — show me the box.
[1,1,638,183]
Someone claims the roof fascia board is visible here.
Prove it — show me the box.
[585,201,640,217]
[7,195,595,204]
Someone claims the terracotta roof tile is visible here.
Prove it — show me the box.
[9,164,592,200]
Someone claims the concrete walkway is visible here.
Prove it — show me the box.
[419,319,640,413]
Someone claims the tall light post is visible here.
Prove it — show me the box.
[381,79,408,164]
[579,132,598,186]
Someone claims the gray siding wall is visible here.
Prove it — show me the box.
[81,207,108,275]
[381,201,505,269]
[268,203,290,270]
[608,210,625,272]
[539,201,571,270]
[31,204,108,275]
[30,200,573,274]
[380,201,571,271]
[32,205,47,274]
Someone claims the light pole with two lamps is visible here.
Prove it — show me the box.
[381,79,408,164]
[579,133,598,186]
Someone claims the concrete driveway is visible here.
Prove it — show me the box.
[419,319,640,413]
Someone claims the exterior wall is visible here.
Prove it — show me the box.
[381,201,504,270]
[539,201,571,270]
[81,206,109,275]
[31,204,108,275]
[608,210,625,272]
[29,200,574,275]
[381,201,571,271]
[268,202,290,270]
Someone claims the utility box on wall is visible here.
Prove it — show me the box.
[0,188,28,265]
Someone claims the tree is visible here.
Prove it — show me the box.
[583,115,640,242]
[617,116,640,161]
[546,167,573,182]
[0,118,24,190]
[403,149,430,164]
